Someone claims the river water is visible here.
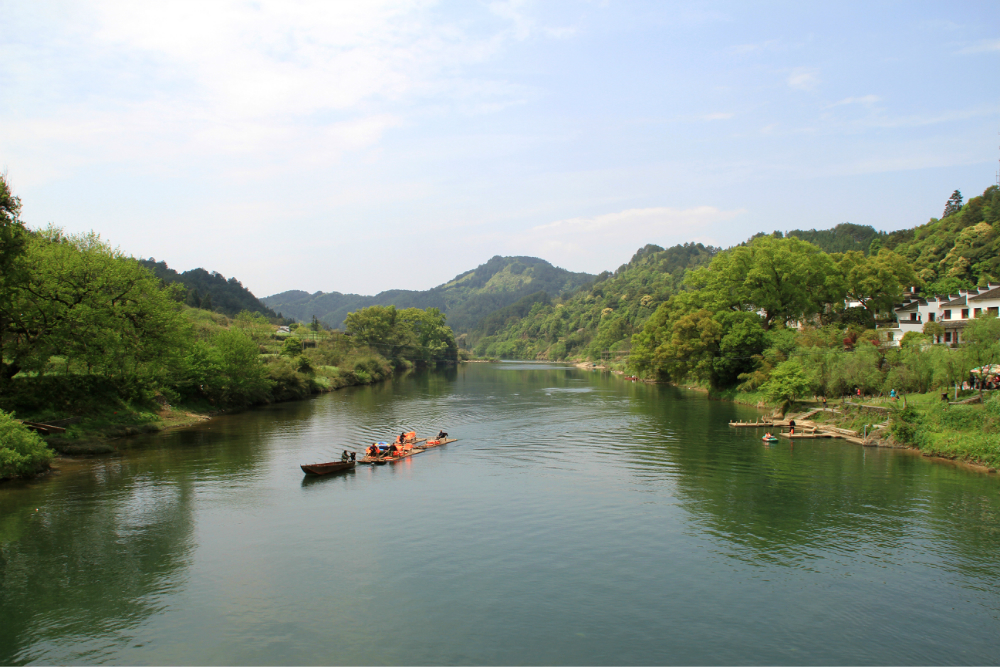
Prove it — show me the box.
[2,362,1000,665]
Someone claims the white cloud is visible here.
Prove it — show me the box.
[956,39,1000,54]
[787,67,819,90]
[0,0,543,183]
[827,95,880,108]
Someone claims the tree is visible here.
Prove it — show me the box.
[942,189,963,218]
[233,310,272,346]
[0,409,54,479]
[0,173,29,372]
[398,307,457,363]
[961,313,1000,398]
[208,329,272,406]
[310,315,321,332]
[345,305,404,356]
[689,235,844,330]
[1,228,187,388]
[836,249,920,319]
[760,359,812,405]
[649,309,722,383]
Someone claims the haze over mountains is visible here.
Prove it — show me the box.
[262,256,595,333]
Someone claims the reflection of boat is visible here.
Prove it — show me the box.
[300,461,356,475]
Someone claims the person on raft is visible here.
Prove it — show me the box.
[788,419,796,435]
[398,432,407,444]
[349,451,357,462]
[437,430,448,439]
[340,450,349,462]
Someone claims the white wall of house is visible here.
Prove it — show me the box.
[892,284,1000,345]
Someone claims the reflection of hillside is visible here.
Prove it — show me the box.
[662,427,1000,580]
[0,458,197,664]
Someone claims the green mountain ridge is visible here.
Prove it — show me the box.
[262,256,595,334]
[140,259,279,318]
[472,185,1000,361]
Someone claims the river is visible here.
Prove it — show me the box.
[2,362,999,664]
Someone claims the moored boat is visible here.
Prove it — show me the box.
[300,461,356,475]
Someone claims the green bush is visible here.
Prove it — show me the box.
[891,405,923,446]
[0,410,55,479]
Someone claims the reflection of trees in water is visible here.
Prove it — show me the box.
[629,396,1000,585]
[0,457,196,664]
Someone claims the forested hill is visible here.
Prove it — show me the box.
[470,242,718,359]
[262,256,594,333]
[784,223,888,255]
[140,260,278,318]
[883,186,1000,294]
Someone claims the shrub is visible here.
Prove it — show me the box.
[0,410,55,479]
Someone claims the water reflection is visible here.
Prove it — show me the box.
[1,363,999,664]
[0,458,196,665]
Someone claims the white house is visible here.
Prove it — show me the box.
[887,283,1000,346]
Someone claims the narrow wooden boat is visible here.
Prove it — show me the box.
[421,438,456,449]
[300,461,356,475]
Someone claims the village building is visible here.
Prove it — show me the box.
[886,283,1000,346]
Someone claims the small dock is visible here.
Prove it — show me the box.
[733,411,874,446]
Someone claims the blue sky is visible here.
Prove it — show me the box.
[2,1,998,297]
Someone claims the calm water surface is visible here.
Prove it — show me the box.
[2,363,1000,665]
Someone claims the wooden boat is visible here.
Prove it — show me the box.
[300,461,356,475]
[421,438,456,449]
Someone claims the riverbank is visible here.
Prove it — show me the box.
[579,368,1000,475]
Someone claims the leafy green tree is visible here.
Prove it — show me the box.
[836,249,920,318]
[760,359,812,405]
[689,235,844,330]
[713,311,768,387]
[282,337,303,357]
[345,305,402,353]
[310,315,321,332]
[961,313,1000,398]
[0,173,29,376]
[646,308,722,383]
[209,329,272,406]
[0,409,54,479]
[398,307,457,362]
[1,228,187,389]
[233,310,272,347]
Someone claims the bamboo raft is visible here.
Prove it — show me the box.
[359,438,456,464]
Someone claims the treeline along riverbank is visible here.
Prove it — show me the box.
[0,175,459,480]
[481,186,1000,470]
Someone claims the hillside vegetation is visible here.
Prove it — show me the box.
[263,256,594,333]
[140,259,279,318]
[0,174,457,478]
[471,243,718,359]
[883,186,1000,294]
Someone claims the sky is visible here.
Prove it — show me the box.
[2,1,998,298]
